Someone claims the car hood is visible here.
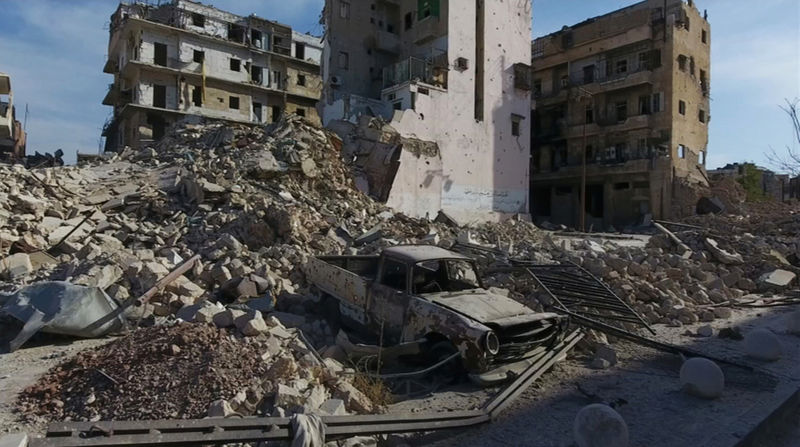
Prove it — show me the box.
[424,290,538,325]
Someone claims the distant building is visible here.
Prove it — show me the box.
[102,0,322,152]
[709,163,792,202]
[320,0,534,222]
[530,0,711,229]
[0,72,26,162]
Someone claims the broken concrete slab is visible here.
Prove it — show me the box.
[0,253,33,279]
[758,269,796,291]
[704,238,744,265]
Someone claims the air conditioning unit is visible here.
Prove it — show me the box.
[330,76,343,86]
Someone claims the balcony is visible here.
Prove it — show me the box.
[382,56,448,90]
[570,67,653,94]
[414,15,442,45]
[374,30,401,54]
[0,101,11,139]
[565,114,652,139]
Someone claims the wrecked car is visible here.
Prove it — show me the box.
[305,245,567,384]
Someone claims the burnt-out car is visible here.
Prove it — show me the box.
[305,245,567,384]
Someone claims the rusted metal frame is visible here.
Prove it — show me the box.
[536,285,628,304]
[484,328,584,419]
[82,255,202,334]
[566,261,655,334]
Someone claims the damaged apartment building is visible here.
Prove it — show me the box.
[530,0,711,230]
[102,0,323,152]
[0,72,26,162]
[320,0,534,222]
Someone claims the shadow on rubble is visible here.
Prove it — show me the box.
[399,306,800,447]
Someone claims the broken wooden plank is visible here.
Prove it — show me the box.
[653,222,693,259]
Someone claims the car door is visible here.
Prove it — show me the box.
[366,256,411,344]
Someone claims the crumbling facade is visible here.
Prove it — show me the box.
[0,72,27,162]
[102,0,323,152]
[320,0,533,222]
[530,0,711,230]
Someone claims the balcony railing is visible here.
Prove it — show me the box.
[382,56,447,89]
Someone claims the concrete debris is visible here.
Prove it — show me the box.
[679,357,724,399]
[758,269,796,291]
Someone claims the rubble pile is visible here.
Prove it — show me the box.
[17,322,373,422]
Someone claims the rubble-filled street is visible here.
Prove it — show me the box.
[1,115,799,446]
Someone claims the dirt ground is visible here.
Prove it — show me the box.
[0,336,114,435]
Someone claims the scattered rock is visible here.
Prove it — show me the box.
[680,357,724,399]
[744,329,782,361]
[573,404,629,447]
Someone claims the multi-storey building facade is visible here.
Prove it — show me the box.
[321,0,534,222]
[0,72,26,161]
[530,0,711,230]
[102,0,322,152]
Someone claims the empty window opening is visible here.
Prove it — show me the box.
[699,109,706,123]
[639,95,651,115]
[633,181,650,189]
[677,144,686,158]
[474,0,485,121]
[393,101,403,110]
[295,108,306,117]
[154,42,167,67]
[191,86,202,107]
[586,145,595,161]
[689,57,696,76]
[419,0,440,20]
[614,182,630,190]
[405,12,413,30]
[272,70,282,88]
[153,84,167,108]
[560,75,569,88]
[191,13,205,27]
[583,64,595,84]
[616,101,628,122]
[616,59,628,74]
[585,106,594,124]
[295,42,305,60]
[193,50,204,63]
[253,102,263,122]
[555,186,573,196]
[679,100,686,115]
[418,87,429,95]
[228,24,245,43]
[585,184,604,218]
[252,66,263,84]
[533,79,542,97]
[230,58,241,72]
[146,113,167,140]
[699,150,707,165]
[251,30,263,49]
[229,96,240,110]
[678,55,688,71]
[297,74,306,86]
[271,106,282,122]
[702,29,708,44]
[340,1,350,19]
[511,115,523,137]
[652,92,662,112]
[338,51,349,69]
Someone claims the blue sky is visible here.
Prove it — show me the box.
[0,0,798,169]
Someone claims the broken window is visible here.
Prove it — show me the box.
[338,51,349,70]
[229,96,240,110]
[297,74,306,86]
[271,106,282,122]
[191,86,202,107]
[639,95,651,115]
[677,144,686,158]
[511,115,521,137]
[251,30,264,49]
[616,101,628,122]
[616,59,627,74]
[699,150,707,165]
[251,66,263,84]
[154,42,167,67]
[699,109,706,123]
[679,100,686,115]
[296,108,306,117]
[191,13,205,27]
[702,29,708,44]
[230,58,241,72]
[253,102,263,122]
[585,106,594,124]
[678,55,687,71]
[295,42,305,60]
[405,12,413,30]
[228,24,245,43]
[340,1,350,19]
[153,84,166,108]
[193,50,204,63]
[380,259,408,291]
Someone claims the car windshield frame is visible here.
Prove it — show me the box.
[411,258,484,294]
